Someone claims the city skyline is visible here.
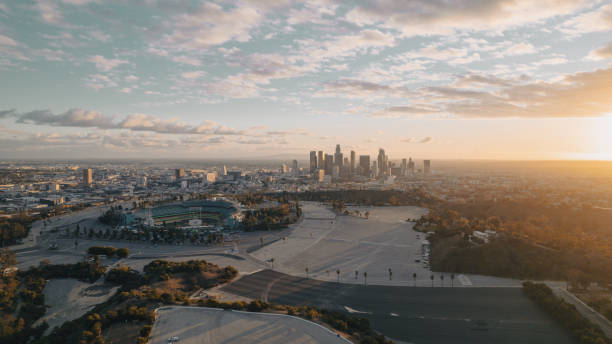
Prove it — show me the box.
[0,1,611,160]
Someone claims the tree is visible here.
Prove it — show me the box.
[430,275,434,287]
[0,248,16,270]
[388,268,392,281]
[336,269,340,283]
[451,274,455,287]
[117,248,129,258]
[413,272,417,287]
[355,270,359,279]
[363,272,367,286]
[305,267,309,279]
[440,274,444,287]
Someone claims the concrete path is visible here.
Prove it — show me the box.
[553,288,612,339]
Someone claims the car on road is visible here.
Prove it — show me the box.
[167,336,180,343]
[49,243,59,250]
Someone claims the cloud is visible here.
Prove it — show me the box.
[36,0,63,25]
[172,55,202,66]
[346,0,593,36]
[558,4,612,35]
[158,2,262,50]
[318,78,412,99]
[420,136,433,143]
[181,71,205,79]
[0,34,18,46]
[16,108,116,128]
[88,55,127,71]
[1,108,313,140]
[587,42,612,60]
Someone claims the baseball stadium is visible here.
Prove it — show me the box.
[147,199,241,227]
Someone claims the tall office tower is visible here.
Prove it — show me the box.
[175,168,185,180]
[139,176,148,188]
[377,148,387,178]
[317,151,324,169]
[332,165,340,178]
[350,150,356,174]
[324,154,334,175]
[359,155,370,177]
[408,158,415,174]
[292,159,299,174]
[82,168,93,186]
[424,160,431,174]
[372,161,378,178]
[401,158,407,176]
[280,164,288,174]
[334,144,343,168]
[309,151,318,172]
[222,165,228,176]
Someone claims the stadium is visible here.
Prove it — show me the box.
[145,199,242,228]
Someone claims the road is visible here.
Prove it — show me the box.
[150,306,349,344]
[553,287,612,338]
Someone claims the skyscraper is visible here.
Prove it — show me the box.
[377,148,387,179]
[324,154,334,175]
[401,158,407,176]
[350,150,355,174]
[424,160,431,174]
[334,144,343,168]
[310,151,317,172]
[408,158,415,174]
[317,151,324,169]
[359,155,370,177]
[175,168,185,180]
[292,159,299,174]
[82,168,93,186]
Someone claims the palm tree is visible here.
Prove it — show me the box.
[336,269,340,283]
[413,272,417,287]
[451,274,455,287]
[305,267,309,279]
[363,272,367,286]
[388,268,393,281]
[355,270,359,280]
[430,274,434,287]
[270,257,275,269]
[440,274,444,287]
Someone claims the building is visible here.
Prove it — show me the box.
[424,160,431,173]
[175,168,185,180]
[280,164,288,174]
[317,151,324,170]
[377,149,387,179]
[148,199,239,227]
[205,172,217,184]
[359,155,370,177]
[408,158,415,174]
[332,165,340,178]
[401,159,407,176]
[228,170,242,181]
[292,159,299,175]
[324,154,334,175]
[82,168,93,186]
[314,169,325,182]
[309,151,318,172]
[47,183,60,192]
[350,150,356,174]
[222,165,227,176]
[391,167,402,176]
[334,144,343,168]
[139,176,147,188]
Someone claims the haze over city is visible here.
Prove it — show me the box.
[1,0,612,160]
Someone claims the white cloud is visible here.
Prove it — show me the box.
[0,34,18,46]
[181,71,205,79]
[88,55,127,71]
[587,42,612,60]
[172,55,201,66]
[558,4,612,35]
[346,0,594,36]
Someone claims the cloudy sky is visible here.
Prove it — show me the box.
[1,0,611,160]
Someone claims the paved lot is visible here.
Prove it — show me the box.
[150,306,349,344]
[223,270,574,344]
[252,203,520,287]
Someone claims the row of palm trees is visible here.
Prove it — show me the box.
[302,266,457,287]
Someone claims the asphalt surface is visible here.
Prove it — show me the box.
[150,306,350,344]
[222,270,574,344]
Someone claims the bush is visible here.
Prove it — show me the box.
[116,248,129,258]
[87,246,117,257]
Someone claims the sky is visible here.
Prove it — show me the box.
[0,0,611,161]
